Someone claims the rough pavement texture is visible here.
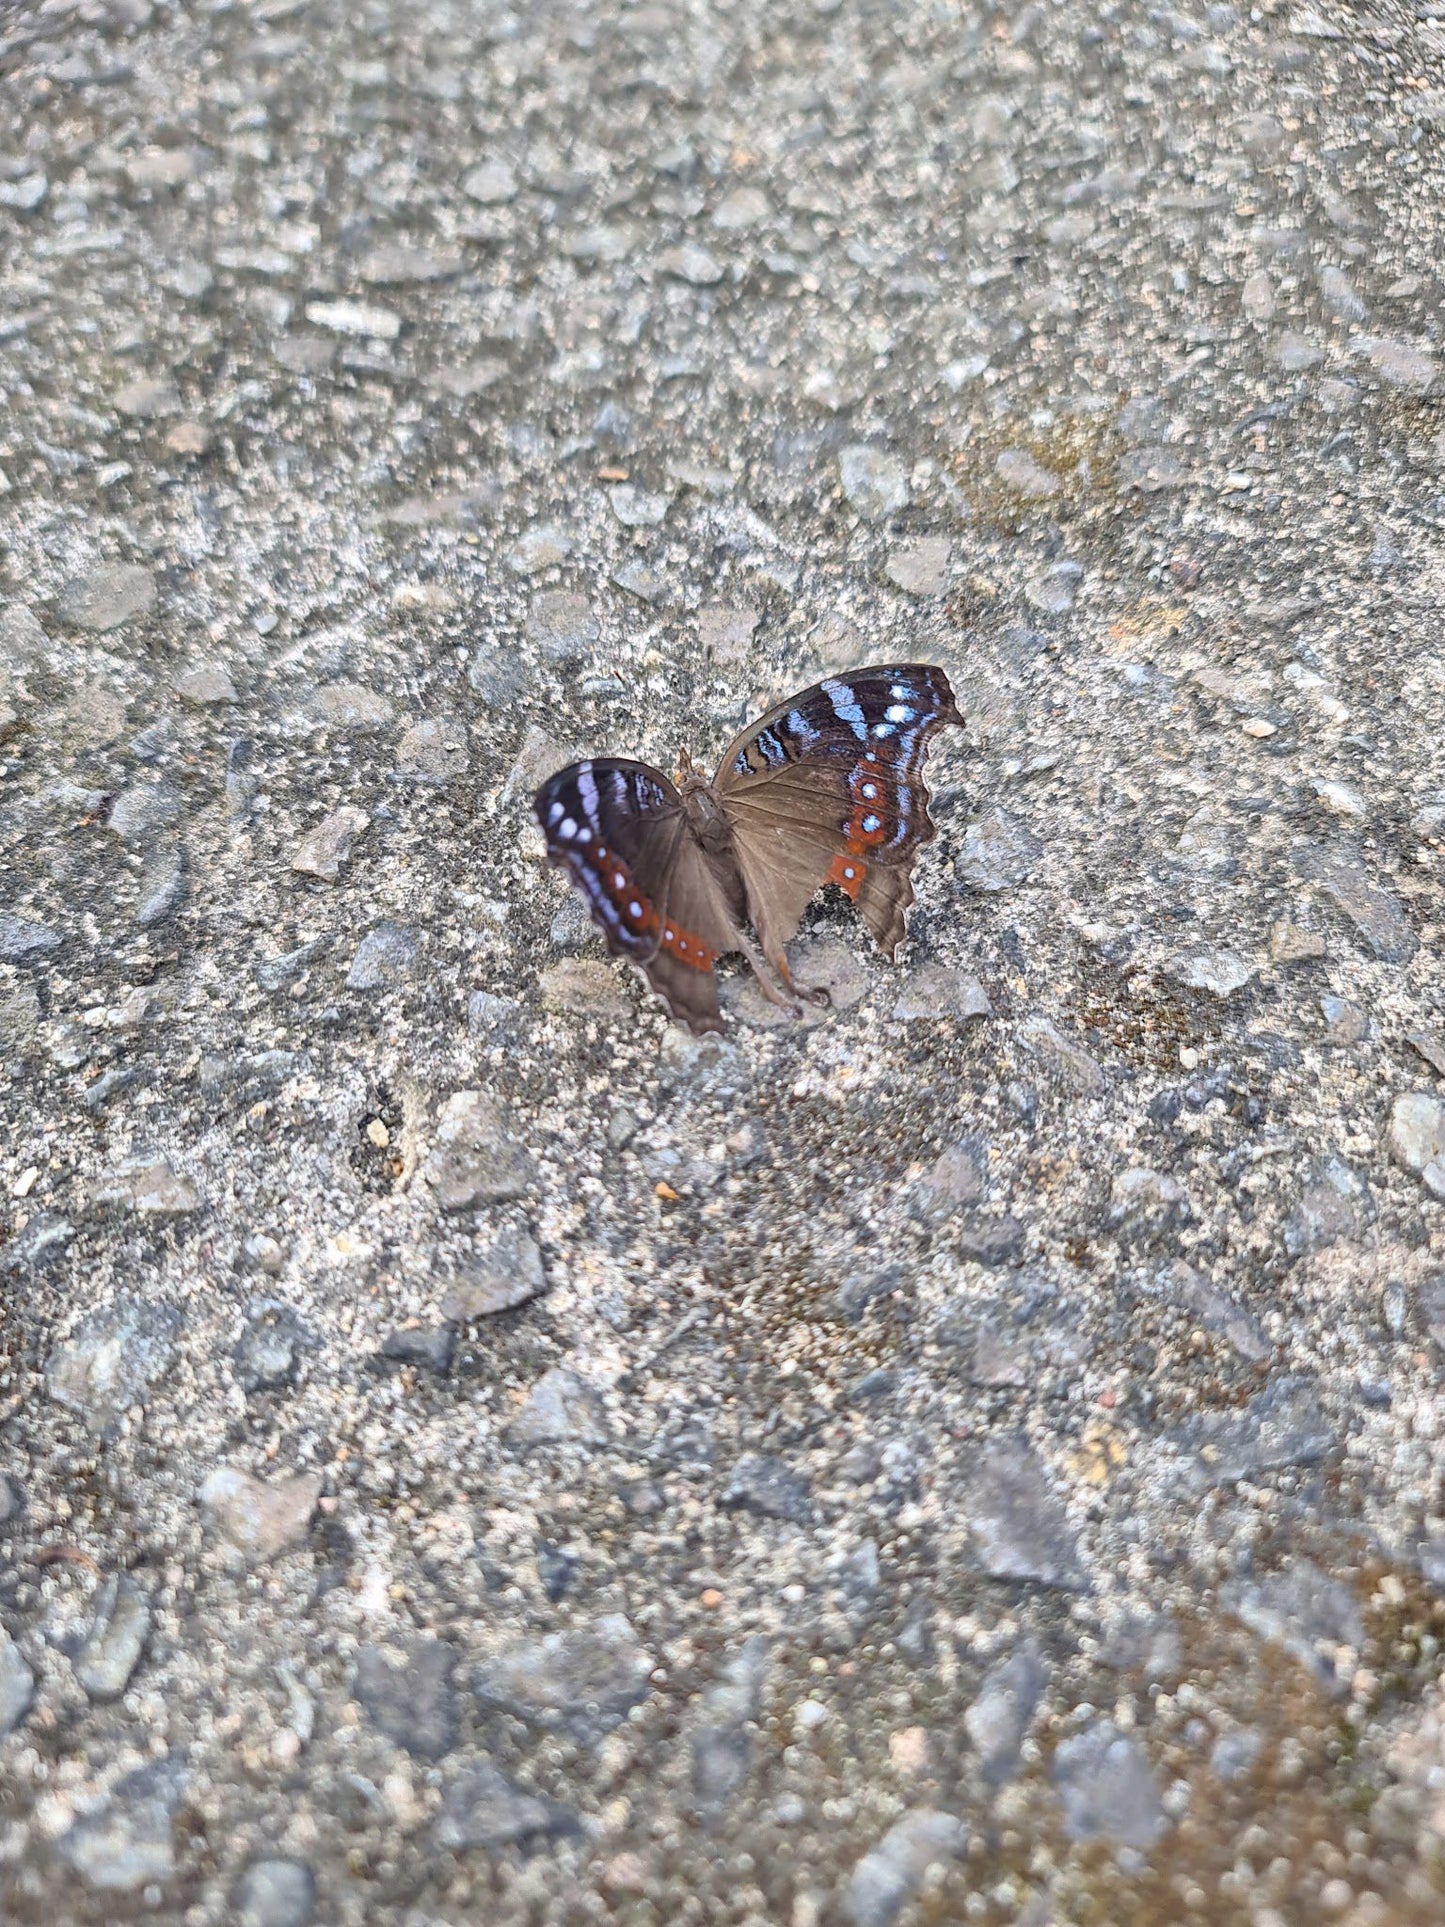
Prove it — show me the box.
[1,1,1444,1923]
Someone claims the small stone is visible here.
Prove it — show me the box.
[994,448,1061,497]
[847,1809,967,1927]
[304,298,401,340]
[0,173,48,211]
[307,681,394,730]
[956,808,1043,892]
[1270,920,1326,965]
[526,590,599,663]
[354,1637,458,1759]
[91,1154,199,1216]
[73,1573,150,1701]
[1117,446,1187,492]
[712,186,770,230]
[1166,948,1255,997]
[913,1141,988,1222]
[234,1301,313,1392]
[965,1638,1047,1783]
[608,483,670,528]
[434,1760,578,1850]
[0,1627,35,1736]
[254,939,324,991]
[723,1452,813,1523]
[440,1230,546,1319]
[0,911,61,962]
[1223,1559,1363,1696]
[435,356,507,398]
[1319,265,1366,322]
[658,243,725,285]
[507,524,573,574]
[1297,847,1417,963]
[508,1367,608,1447]
[1161,1262,1269,1362]
[46,1297,182,1432]
[463,160,518,205]
[473,1615,653,1736]
[1360,335,1437,393]
[397,716,469,783]
[1320,995,1368,1043]
[1108,1168,1191,1241]
[109,781,182,846]
[1177,1374,1336,1485]
[891,964,992,1023]
[1052,1721,1166,1849]
[1388,1093,1445,1196]
[697,604,760,662]
[1407,1030,1445,1077]
[1018,1015,1106,1095]
[1274,331,1323,373]
[0,1212,74,1275]
[839,445,910,520]
[1237,111,1286,157]
[198,1466,322,1563]
[1242,270,1275,323]
[467,643,528,705]
[613,559,665,603]
[126,148,197,189]
[232,1859,316,1927]
[114,377,180,420]
[424,1089,534,1209]
[379,1324,454,1374]
[60,1762,183,1894]
[293,806,369,882]
[56,563,156,633]
[360,244,461,285]
[1313,777,1368,820]
[885,536,951,596]
[175,661,236,705]
[1210,1728,1263,1782]
[135,845,188,928]
[1024,560,1084,613]
[963,1440,1088,1589]
[346,923,419,990]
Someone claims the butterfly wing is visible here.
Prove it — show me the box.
[533,757,744,1035]
[713,664,963,974]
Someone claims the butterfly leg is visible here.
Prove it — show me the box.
[733,930,813,1019]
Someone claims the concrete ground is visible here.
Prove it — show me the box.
[1,0,1444,1922]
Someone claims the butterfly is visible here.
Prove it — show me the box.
[532,664,964,1035]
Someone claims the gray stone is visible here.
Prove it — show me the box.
[108,781,182,845]
[1177,1375,1336,1485]
[1274,331,1323,373]
[1223,1560,1363,1696]
[658,243,725,285]
[526,590,599,663]
[1108,1168,1191,1242]
[473,1615,653,1736]
[434,1760,578,1850]
[293,806,369,881]
[847,1809,967,1927]
[723,1452,813,1523]
[354,1637,458,1759]
[346,922,419,990]
[0,911,61,961]
[508,1367,608,1447]
[1210,1727,1263,1781]
[463,160,518,204]
[397,715,469,782]
[0,1627,34,1735]
[467,643,529,705]
[994,448,1061,497]
[1298,847,1418,963]
[378,1324,454,1373]
[46,1298,182,1431]
[1166,948,1255,997]
[1024,560,1085,613]
[1320,995,1368,1043]
[60,1762,184,1894]
[175,661,238,705]
[1018,1015,1106,1096]
[1052,1722,1166,1849]
[608,484,670,528]
[360,244,461,285]
[234,1302,314,1392]
[1160,1263,1269,1363]
[1284,1156,1373,1257]
[198,1466,322,1562]
[955,808,1043,892]
[90,1155,200,1216]
[697,604,760,662]
[839,444,910,520]
[1388,1093,1445,1197]
[306,681,395,730]
[135,845,188,927]
[1360,336,1437,393]
[425,1089,534,1209]
[0,1212,74,1275]
[115,376,181,419]
[891,964,992,1023]
[965,1638,1047,1783]
[305,298,400,339]
[1407,1030,1445,1077]
[439,1231,546,1319]
[232,1859,316,1927]
[508,524,573,573]
[73,1573,150,1700]
[885,536,950,596]
[913,1140,988,1222]
[56,563,156,632]
[963,1441,1088,1589]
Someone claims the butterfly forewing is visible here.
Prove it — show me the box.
[714,664,962,971]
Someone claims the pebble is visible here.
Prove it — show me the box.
[0,911,61,961]
[232,1858,317,1927]
[657,243,725,285]
[473,1615,653,1736]
[964,1638,1047,1783]
[1387,1093,1445,1196]
[0,1626,34,1735]
[891,963,992,1023]
[56,562,156,632]
[508,1366,609,1447]
[1242,270,1275,323]
[1162,1262,1269,1362]
[963,1439,1088,1589]
[1222,1559,1363,1696]
[90,1154,200,1216]
[723,1452,814,1523]
[255,938,324,991]
[434,356,507,398]
[1108,1168,1191,1242]
[360,244,461,285]
[838,444,910,520]
[1166,948,1255,997]
[1274,332,1323,373]
[607,482,671,528]
[304,298,401,340]
[135,844,188,927]
[613,558,664,603]
[424,1089,534,1209]
[46,1297,182,1431]
[1052,1721,1166,1849]
[1017,1015,1106,1096]
[712,186,770,230]
[175,661,237,705]
[994,448,1061,498]
[1408,1029,1445,1076]
[847,1809,967,1927]
[306,681,394,730]
[508,524,573,573]
[73,1572,151,1700]
[1360,335,1437,393]
[0,172,48,211]
[462,160,518,204]
[955,808,1043,892]
[1320,995,1367,1043]
[109,780,182,845]
[198,1466,322,1563]
[60,1761,184,1894]
[913,1140,988,1222]
[1210,1726,1263,1781]
[379,1324,454,1373]
[1297,846,1417,963]
[354,1637,458,1759]
[114,376,180,420]
[234,1301,314,1391]
[396,716,469,783]
[1319,265,1366,323]
[1118,446,1186,492]
[1024,561,1084,613]
[467,642,529,705]
[293,806,369,881]
[885,536,951,596]
[434,1759,578,1850]
[439,1230,547,1319]
[1270,920,1326,965]
[346,922,419,990]
[697,603,760,662]
[0,1211,74,1276]
[526,590,599,663]
[1176,1375,1336,1486]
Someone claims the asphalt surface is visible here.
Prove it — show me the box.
[1,1,1445,1923]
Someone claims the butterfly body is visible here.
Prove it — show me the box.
[534,664,963,1035]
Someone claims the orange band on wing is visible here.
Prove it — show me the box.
[828,852,866,901]
[659,921,717,970]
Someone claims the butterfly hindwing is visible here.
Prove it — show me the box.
[714,664,962,975]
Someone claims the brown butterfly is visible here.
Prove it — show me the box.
[533,663,963,1034]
